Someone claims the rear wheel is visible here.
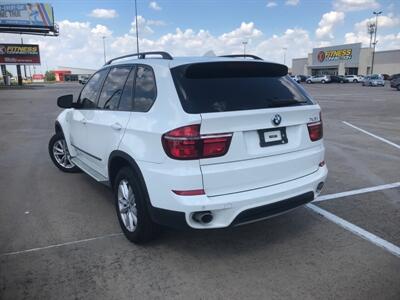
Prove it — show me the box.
[353,79,358,83]
[306,80,311,84]
[48,133,80,173]
[321,80,326,84]
[114,167,159,243]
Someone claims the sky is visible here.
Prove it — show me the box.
[0,0,399,74]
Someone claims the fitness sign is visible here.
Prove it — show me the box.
[317,49,352,63]
[312,43,361,66]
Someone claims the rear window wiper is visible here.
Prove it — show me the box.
[267,99,308,107]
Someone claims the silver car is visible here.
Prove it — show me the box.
[362,74,385,87]
[306,75,331,84]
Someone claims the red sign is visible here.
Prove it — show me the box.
[317,51,325,63]
[0,43,40,65]
[32,74,44,80]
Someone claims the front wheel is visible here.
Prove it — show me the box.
[306,80,312,84]
[321,80,326,84]
[114,167,159,243]
[48,133,80,173]
[353,79,358,83]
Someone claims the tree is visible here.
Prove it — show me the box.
[45,71,56,81]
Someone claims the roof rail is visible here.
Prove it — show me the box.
[220,54,263,60]
[104,51,173,65]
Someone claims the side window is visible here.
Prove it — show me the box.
[133,65,157,112]
[98,66,132,110]
[118,65,157,112]
[118,66,136,111]
[79,69,108,109]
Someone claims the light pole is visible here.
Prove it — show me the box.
[282,47,287,65]
[102,36,106,64]
[371,11,382,74]
[242,41,248,58]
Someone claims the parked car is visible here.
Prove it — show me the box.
[389,73,400,81]
[298,75,308,82]
[306,75,331,84]
[390,76,400,91]
[48,52,327,243]
[78,76,89,85]
[362,74,385,86]
[290,75,301,83]
[345,75,362,83]
[330,75,349,83]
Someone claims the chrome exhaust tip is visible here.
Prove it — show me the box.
[192,211,213,224]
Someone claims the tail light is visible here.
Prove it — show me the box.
[162,124,232,160]
[307,113,323,142]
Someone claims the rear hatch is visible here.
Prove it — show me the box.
[171,61,323,196]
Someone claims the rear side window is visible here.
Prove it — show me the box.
[79,69,108,109]
[98,66,131,110]
[171,62,312,114]
[119,65,156,112]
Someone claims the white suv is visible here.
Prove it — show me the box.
[49,52,327,243]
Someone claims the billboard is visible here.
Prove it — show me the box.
[0,43,40,65]
[312,43,361,67]
[0,3,56,34]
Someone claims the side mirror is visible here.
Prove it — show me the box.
[57,94,73,108]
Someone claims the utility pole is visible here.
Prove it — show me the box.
[102,36,106,64]
[371,11,382,74]
[134,0,140,55]
[282,47,287,65]
[367,22,375,48]
[242,41,248,58]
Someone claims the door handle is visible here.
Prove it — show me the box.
[81,118,87,125]
[111,122,122,131]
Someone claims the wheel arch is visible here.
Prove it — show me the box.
[108,151,147,193]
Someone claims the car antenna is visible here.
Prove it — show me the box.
[134,0,140,56]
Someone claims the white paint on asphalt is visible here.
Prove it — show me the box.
[0,233,122,257]
[315,182,400,202]
[343,121,400,150]
[307,204,400,258]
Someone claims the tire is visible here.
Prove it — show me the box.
[353,79,358,83]
[321,80,326,84]
[48,133,80,173]
[114,166,159,243]
[306,80,311,84]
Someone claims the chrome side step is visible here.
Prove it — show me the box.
[71,157,109,185]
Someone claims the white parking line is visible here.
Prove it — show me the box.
[0,233,122,257]
[307,204,400,258]
[315,182,400,203]
[343,121,400,150]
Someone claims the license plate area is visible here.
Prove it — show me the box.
[258,127,288,147]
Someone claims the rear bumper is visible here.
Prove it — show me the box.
[146,165,327,229]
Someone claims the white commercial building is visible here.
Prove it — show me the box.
[292,43,400,76]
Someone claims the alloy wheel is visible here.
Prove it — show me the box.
[53,139,75,169]
[117,179,138,232]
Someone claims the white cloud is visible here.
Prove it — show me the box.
[130,15,166,35]
[285,0,299,6]
[315,11,345,39]
[333,0,379,12]
[89,8,118,19]
[91,24,112,37]
[219,22,262,46]
[354,15,400,32]
[266,2,277,8]
[149,1,162,10]
[344,14,400,50]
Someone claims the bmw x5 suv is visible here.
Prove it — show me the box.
[49,52,327,243]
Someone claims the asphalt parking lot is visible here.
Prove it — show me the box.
[1,82,399,299]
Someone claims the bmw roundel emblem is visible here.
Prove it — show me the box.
[272,114,282,126]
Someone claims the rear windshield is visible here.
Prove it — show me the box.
[171,62,313,114]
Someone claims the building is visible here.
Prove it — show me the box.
[53,66,96,82]
[292,43,400,76]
